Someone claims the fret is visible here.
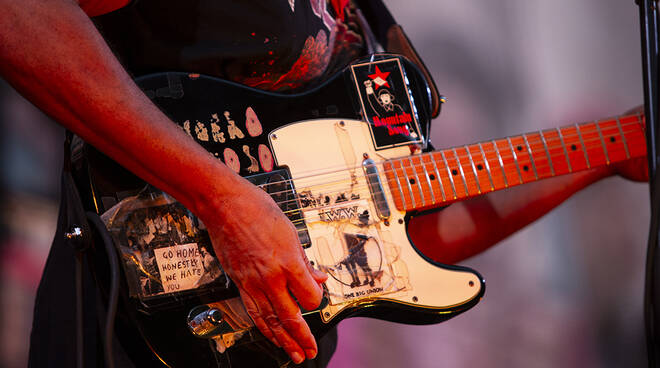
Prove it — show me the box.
[594,120,610,164]
[419,156,436,204]
[538,130,555,176]
[465,145,482,194]
[478,143,495,190]
[622,114,647,157]
[522,134,539,180]
[408,157,426,206]
[392,161,409,210]
[383,113,646,213]
[452,148,469,196]
[430,157,447,202]
[556,127,573,172]
[615,117,631,159]
[492,140,509,188]
[441,151,458,199]
[506,137,524,184]
[399,158,417,208]
[575,123,591,168]
[383,162,407,210]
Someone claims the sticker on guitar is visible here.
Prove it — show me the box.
[102,195,230,300]
[351,58,423,149]
[298,192,409,306]
[314,226,409,306]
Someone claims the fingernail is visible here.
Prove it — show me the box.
[291,352,304,364]
[305,349,317,359]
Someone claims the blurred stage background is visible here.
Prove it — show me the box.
[0,0,648,367]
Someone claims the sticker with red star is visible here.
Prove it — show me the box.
[368,66,390,89]
[351,58,422,150]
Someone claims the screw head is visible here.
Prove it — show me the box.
[65,226,83,240]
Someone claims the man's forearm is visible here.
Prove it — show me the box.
[1,2,327,362]
[0,0,240,217]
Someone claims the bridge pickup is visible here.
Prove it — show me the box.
[363,158,390,220]
[246,169,311,248]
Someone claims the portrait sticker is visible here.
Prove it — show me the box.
[351,58,422,150]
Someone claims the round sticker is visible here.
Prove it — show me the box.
[245,107,263,137]
[223,148,241,173]
[258,144,274,172]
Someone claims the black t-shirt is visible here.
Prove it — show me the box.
[94,0,365,91]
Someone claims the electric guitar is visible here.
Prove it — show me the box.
[75,54,646,367]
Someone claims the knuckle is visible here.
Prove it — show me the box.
[261,269,283,285]
[263,314,281,329]
[243,304,260,317]
[280,317,303,332]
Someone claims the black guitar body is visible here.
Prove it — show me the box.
[73,54,485,367]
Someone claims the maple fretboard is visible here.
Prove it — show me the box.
[382,113,646,211]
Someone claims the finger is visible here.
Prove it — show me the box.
[248,285,307,364]
[238,289,280,348]
[287,260,324,311]
[266,285,318,360]
[298,246,328,284]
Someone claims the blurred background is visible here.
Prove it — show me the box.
[0,0,648,367]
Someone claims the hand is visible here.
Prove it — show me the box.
[199,179,327,364]
[613,156,648,182]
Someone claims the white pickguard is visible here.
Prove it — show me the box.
[269,119,482,323]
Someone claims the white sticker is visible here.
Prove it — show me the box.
[154,243,205,293]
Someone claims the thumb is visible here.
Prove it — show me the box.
[310,266,327,284]
[299,246,327,284]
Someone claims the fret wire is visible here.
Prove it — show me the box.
[399,158,417,208]
[430,156,447,201]
[408,157,426,206]
[441,150,458,199]
[492,140,509,188]
[615,117,631,159]
[452,148,470,196]
[478,143,495,190]
[637,112,645,127]
[465,145,482,194]
[390,162,407,210]
[522,134,539,180]
[507,137,524,184]
[594,120,610,165]
[538,130,555,176]
[556,127,573,172]
[575,123,591,168]
[420,157,436,204]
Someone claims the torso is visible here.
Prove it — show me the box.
[93,0,365,91]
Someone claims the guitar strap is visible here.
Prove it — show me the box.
[354,0,442,119]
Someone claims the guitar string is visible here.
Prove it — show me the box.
[247,127,645,226]
[276,131,645,226]
[249,116,643,192]
[256,119,644,205]
[141,117,641,227]
[152,116,641,233]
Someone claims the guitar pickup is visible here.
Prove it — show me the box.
[363,157,390,220]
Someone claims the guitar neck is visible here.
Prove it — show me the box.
[383,113,646,212]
